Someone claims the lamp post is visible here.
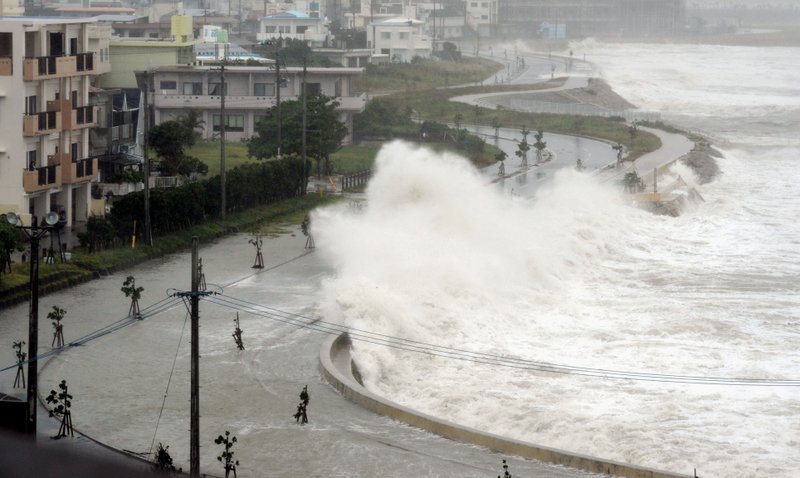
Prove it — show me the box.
[5,210,60,436]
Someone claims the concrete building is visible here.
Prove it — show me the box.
[256,10,330,46]
[465,0,497,35]
[99,15,195,89]
[367,17,431,62]
[148,64,365,143]
[0,18,101,227]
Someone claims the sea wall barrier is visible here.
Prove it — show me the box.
[320,332,690,478]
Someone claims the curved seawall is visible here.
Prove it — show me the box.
[319,333,689,478]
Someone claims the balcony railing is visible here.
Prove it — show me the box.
[23,53,96,80]
[50,154,98,185]
[0,57,11,76]
[68,105,96,130]
[23,111,60,136]
[23,164,61,193]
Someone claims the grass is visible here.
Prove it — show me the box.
[0,195,339,307]
[354,57,503,92]
[188,140,260,177]
[330,145,380,174]
[376,80,661,161]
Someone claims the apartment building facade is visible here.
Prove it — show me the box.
[367,18,432,62]
[148,64,365,143]
[0,18,101,227]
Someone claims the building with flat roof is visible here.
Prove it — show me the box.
[0,17,102,227]
[367,17,431,62]
[147,64,365,143]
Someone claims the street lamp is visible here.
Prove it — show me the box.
[6,210,59,436]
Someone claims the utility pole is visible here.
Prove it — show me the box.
[301,55,307,194]
[275,39,282,158]
[190,237,200,478]
[219,50,227,218]
[143,70,153,247]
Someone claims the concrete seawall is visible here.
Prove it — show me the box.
[320,333,690,478]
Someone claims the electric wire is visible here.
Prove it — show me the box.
[148,309,190,459]
[205,293,800,387]
[0,296,182,374]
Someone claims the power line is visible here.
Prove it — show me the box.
[204,293,800,388]
[0,296,181,374]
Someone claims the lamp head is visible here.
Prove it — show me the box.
[44,211,59,226]
[5,212,20,226]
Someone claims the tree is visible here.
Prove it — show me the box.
[149,111,207,177]
[515,127,530,167]
[215,431,239,478]
[495,151,507,176]
[122,275,144,317]
[0,218,23,276]
[232,313,244,351]
[48,306,66,348]
[153,443,181,474]
[491,118,501,142]
[533,129,547,163]
[46,379,74,439]
[353,99,413,140]
[13,340,26,388]
[248,94,347,165]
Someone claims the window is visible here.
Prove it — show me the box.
[296,26,308,34]
[26,150,37,170]
[471,2,478,6]
[380,32,391,40]
[481,15,488,19]
[183,82,202,95]
[265,26,277,33]
[253,82,275,96]
[212,114,244,132]
[278,25,290,34]
[481,2,488,7]
[25,95,37,115]
[399,32,408,39]
[160,80,177,90]
[208,81,227,96]
[149,33,159,38]
[0,32,12,58]
[305,83,321,96]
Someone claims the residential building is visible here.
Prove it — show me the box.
[257,10,330,47]
[147,64,365,143]
[99,15,195,89]
[367,18,431,62]
[0,18,101,227]
[465,0,497,36]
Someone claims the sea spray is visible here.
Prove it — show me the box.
[315,138,800,477]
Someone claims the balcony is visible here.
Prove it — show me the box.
[153,94,276,109]
[22,53,96,81]
[63,105,97,131]
[0,57,11,76]
[23,164,61,194]
[23,111,61,137]
[60,156,98,185]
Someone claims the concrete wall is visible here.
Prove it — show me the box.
[319,333,690,478]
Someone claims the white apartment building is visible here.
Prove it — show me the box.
[0,18,102,227]
[149,64,365,143]
[465,0,497,35]
[256,11,330,47]
[367,18,431,62]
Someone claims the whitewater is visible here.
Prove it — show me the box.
[315,42,800,477]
